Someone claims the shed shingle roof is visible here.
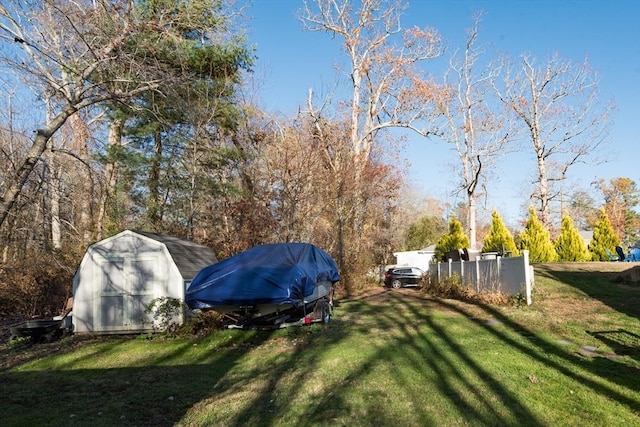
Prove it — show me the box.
[135,231,217,279]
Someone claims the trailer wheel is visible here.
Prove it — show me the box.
[313,299,331,324]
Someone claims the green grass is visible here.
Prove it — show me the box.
[1,263,639,426]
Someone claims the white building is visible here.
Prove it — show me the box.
[392,245,436,271]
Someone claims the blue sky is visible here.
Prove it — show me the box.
[245,0,640,226]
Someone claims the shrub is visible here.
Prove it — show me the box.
[519,206,557,263]
[423,273,512,305]
[589,208,620,261]
[482,209,520,256]
[143,298,226,338]
[555,214,592,261]
[434,217,470,261]
[423,273,467,298]
[144,297,184,334]
[0,251,73,319]
[180,310,224,337]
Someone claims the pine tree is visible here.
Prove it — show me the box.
[589,209,621,261]
[520,206,557,262]
[435,217,470,261]
[555,214,592,261]
[482,209,520,256]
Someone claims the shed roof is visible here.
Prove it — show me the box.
[134,231,217,279]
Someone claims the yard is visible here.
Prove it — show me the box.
[1,263,639,426]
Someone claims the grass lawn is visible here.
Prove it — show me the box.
[1,262,639,426]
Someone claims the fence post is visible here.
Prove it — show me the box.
[475,259,480,293]
[497,256,502,293]
[522,250,532,305]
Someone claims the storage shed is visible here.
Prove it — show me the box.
[72,230,217,334]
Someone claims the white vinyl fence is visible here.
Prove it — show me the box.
[428,250,534,305]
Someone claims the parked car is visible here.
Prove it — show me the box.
[384,267,424,288]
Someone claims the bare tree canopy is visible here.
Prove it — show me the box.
[492,52,613,227]
[298,0,450,289]
[300,0,446,162]
[440,14,517,248]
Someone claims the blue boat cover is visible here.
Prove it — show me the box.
[186,243,340,310]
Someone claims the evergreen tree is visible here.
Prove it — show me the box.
[588,208,621,261]
[120,0,254,231]
[435,217,470,261]
[482,209,520,256]
[555,214,592,261]
[403,215,448,251]
[520,206,557,262]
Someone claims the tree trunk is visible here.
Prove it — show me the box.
[536,149,550,228]
[50,166,62,249]
[68,113,93,243]
[468,192,477,249]
[148,131,163,224]
[97,117,125,240]
[0,105,76,228]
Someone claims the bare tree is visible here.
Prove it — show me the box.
[299,0,447,286]
[0,79,69,257]
[0,0,164,229]
[300,0,445,162]
[96,116,125,240]
[263,116,326,242]
[492,52,613,227]
[439,14,517,249]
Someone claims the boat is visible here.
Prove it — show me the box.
[186,242,340,329]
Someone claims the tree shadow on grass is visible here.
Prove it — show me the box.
[0,329,284,427]
[324,291,546,425]
[429,296,640,414]
[534,263,640,320]
[216,289,547,426]
[0,293,540,426]
[1,334,124,373]
[337,288,640,420]
[587,329,640,360]
[2,288,639,426]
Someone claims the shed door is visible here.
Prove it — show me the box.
[97,256,157,332]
